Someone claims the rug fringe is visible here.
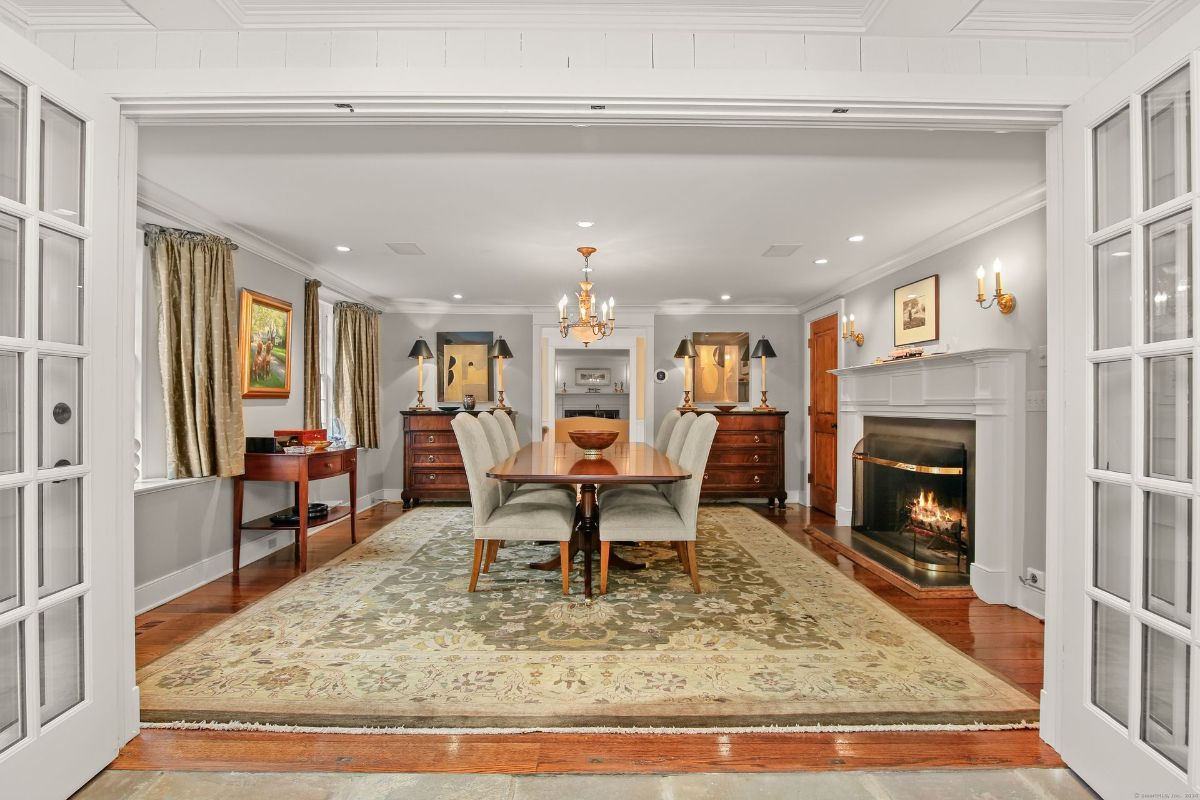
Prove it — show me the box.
[141,719,1039,735]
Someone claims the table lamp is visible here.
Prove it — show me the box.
[489,336,514,410]
[674,338,697,410]
[408,337,434,410]
[751,336,776,411]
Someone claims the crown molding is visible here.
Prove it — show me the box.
[0,0,28,32]
[386,300,800,316]
[797,182,1047,315]
[136,174,379,305]
[18,4,153,31]
[954,0,1197,39]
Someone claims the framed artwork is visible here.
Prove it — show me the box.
[692,331,750,403]
[238,289,293,398]
[437,331,493,402]
[575,368,611,386]
[894,275,940,346]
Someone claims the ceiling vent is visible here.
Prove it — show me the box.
[386,242,426,256]
[762,244,802,258]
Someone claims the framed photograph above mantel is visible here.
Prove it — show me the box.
[239,289,293,399]
[894,274,940,346]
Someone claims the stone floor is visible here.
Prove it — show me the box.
[73,768,1097,799]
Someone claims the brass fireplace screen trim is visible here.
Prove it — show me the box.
[852,453,964,475]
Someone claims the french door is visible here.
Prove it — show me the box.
[0,22,127,800]
[1057,7,1200,797]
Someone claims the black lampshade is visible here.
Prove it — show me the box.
[489,337,514,359]
[407,338,434,360]
[673,338,697,359]
[751,336,777,359]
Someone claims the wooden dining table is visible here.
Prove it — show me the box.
[487,441,690,598]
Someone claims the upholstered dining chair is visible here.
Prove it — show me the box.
[598,412,719,595]
[493,409,521,456]
[654,409,682,453]
[480,411,575,506]
[452,413,575,594]
[600,412,696,505]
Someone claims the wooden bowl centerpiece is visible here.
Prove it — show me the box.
[714,404,737,412]
[567,429,620,459]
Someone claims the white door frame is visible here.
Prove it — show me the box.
[800,299,846,511]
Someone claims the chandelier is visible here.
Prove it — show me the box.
[558,246,615,347]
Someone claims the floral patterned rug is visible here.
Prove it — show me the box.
[138,505,1038,732]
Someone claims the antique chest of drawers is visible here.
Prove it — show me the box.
[400,410,515,508]
[698,410,788,508]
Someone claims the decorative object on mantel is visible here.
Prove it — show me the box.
[841,314,864,346]
[489,336,514,410]
[976,258,1016,314]
[751,336,777,411]
[893,274,939,346]
[875,346,927,364]
[407,337,434,410]
[437,331,493,403]
[238,289,293,399]
[674,338,698,410]
[558,246,615,347]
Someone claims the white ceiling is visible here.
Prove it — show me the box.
[4,0,1195,34]
[137,124,1045,310]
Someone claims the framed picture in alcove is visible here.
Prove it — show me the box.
[437,331,493,403]
[893,274,939,346]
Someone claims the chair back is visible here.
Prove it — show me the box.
[654,409,681,453]
[667,413,719,534]
[476,412,514,503]
[494,409,521,456]
[665,412,696,462]
[451,413,500,531]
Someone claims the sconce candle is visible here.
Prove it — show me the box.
[993,258,1004,295]
[976,266,986,302]
[976,259,1015,314]
[842,313,864,346]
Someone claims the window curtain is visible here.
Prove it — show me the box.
[303,279,322,430]
[334,302,381,448]
[145,224,245,479]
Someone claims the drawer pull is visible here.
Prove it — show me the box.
[753,435,760,443]
[427,455,436,463]
[427,474,437,481]
[753,475,761,484]
[753,454,760,463]
[427,435,435,443]
[704,473,709,480]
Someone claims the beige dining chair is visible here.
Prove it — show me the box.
[598,412,719,595]
[600,412,696,505]
[654,409,682,452]
[452,413,574,594]
[483,410,576,505]
[493,409,522,456]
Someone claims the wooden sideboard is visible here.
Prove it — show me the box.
[698,410,788,508]
[400,410,516,508]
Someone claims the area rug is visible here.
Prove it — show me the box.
[138,505,1038,732]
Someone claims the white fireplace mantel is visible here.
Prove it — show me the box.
[830,348,1028,606]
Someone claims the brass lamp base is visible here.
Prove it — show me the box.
[755,390,775,412]
[410,390,428,411]
[678,390,696,411]
[494,389,509,410]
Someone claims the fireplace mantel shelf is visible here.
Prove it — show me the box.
[830,347,1029,377]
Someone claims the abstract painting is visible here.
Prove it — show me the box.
[436,331,493,403]
[692,331,749,404]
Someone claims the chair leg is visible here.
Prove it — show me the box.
[674,541,687,569]
[468,540,485,592]
[483,540,499,573]
[560,541,571,595]
[600,541,610,595]
[684,541,701,593]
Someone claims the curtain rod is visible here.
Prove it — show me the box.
[142,223,239,250]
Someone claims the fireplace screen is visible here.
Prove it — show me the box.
[852,434,969,573]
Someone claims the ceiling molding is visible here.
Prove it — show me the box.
[954,0,1197,38]
[796,182,1047,315]
[137,174,380,305]
[0,0,30,32]
[16,3,152,31]
[385,300,800,316]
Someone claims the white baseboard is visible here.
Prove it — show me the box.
[134,494,385,614]
[969,561,1010,605]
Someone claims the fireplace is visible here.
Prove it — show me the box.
[852,430,972,574]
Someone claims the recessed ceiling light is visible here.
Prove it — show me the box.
[577,220,594,228]
[1111,251,1130,257]
[847,234,865,243]
[452,293,463,300]
[335,245,352,253]
[814,258,829,265]
[720,294,731,301]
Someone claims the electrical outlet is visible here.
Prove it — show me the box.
[1025,390,1047,412]
[1025,567,1046,588]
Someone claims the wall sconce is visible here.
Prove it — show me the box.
[674,338,697,410]
[489,336,514,410]
[841,314,864,346]
[976,258,1015,314]
[407,337,434,410]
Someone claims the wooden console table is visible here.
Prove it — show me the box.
[233,446,358,574]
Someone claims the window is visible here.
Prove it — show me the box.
[319,298,335,431]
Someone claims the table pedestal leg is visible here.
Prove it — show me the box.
[579,484,596,598]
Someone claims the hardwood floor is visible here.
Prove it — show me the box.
[117,501,1060,775]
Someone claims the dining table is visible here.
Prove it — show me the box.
[487,440,691,598]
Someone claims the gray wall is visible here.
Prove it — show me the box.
[838,208,1048,572]
[652,314,804,498]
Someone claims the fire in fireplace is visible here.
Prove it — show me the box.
[852,433,970,573]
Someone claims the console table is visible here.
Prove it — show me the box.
[233,446,358,574]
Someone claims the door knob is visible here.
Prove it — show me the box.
[831,423,838,430]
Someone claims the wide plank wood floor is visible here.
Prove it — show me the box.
[117,501,1060,774]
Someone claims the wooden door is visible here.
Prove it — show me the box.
[809,314,838,516]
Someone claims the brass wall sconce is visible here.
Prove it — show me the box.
[841,314,864,346]
[976,258,1015,314]
[674,338,698,410]
[489,336,514,410]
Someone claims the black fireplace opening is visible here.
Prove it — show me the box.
[852,432,970,573]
